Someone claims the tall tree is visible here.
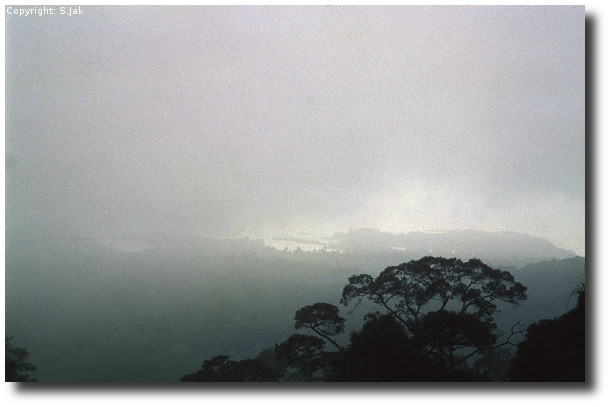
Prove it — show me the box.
[341,256,527,369]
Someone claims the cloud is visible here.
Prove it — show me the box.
[5,6,585,255]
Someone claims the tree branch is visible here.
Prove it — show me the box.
[453,321,524,367]
[310,327,344,352]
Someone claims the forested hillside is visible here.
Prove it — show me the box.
[5,230,583,382]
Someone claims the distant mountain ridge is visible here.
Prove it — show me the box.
[6,226,576,271]
[324,228,575,268]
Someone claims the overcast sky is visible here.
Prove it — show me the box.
[5,6,585,255]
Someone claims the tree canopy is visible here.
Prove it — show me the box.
[275,334,326,363]
[180,354,275,382]
[293,302,345,351]
[509,284,585,381]
[341,257,527,369]
[331,312,448,381]
[5,335,37,382]
[178,256,588,382]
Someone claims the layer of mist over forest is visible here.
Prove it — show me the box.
[5,228,583,382]
[5,5,584,383]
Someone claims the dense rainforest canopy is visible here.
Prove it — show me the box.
[6,256,584,382]
[180,256,583,382]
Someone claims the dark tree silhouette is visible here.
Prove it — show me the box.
[275,334,326,363]
[472,347,515,381]
[417,310,498,370]
[180,354,275,382]
[294,302,345,351]
[179,257,532,382]
[331,313,446,381]
[5,335,37,382]
[274,334,329,380]
[341,257,527,369]
[509,285,585,381]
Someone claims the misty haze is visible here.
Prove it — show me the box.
[5,6,585,382]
